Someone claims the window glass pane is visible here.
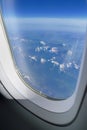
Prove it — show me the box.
[1,0,87,99]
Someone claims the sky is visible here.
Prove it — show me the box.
[1,0,87,18]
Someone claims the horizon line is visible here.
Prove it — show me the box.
[4,16,87,20]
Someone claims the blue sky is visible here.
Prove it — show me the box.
[1,0,87,18]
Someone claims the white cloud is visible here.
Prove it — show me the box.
[12,37,28,43]
[20,38,28,43]
[35,46,49,52]
[29,56,37,61]
[40,41,46,45]
[43,46,49,51]
[51,57,56,60]
[35,47,42,52]
[51,60,59,66]
[60,64,65,71]
[48,57,56,62]
[23,75,31,81]
[66,62,72,68]
[74,63,79,70]
[41,58,46,64]
[67,50,73,56]
[49,47,58,54]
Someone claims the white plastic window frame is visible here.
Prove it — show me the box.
[0,14,87,125]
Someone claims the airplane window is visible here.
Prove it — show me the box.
[0,0,87,100]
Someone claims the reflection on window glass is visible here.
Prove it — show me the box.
[1,0,87,99]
